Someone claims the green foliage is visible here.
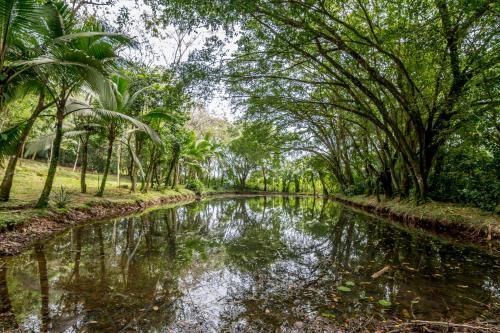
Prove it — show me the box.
[430,145,499,211]
[378,299,392,307]
[52,185,70,208]
[185,179,204,195]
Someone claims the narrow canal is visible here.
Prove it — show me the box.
[1,196,498,332]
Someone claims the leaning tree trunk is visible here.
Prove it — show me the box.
[80,131,90,193]
[0,92,46,201]
[96,128,115,197]
[36,106,64,208]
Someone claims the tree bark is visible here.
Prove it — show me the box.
[116,140,121,187]
[262,167,267,191]
[96,128,115,197]
[143,146,156,193]
[0,92,46,201]
[80,131,89,193]
[72,140,80,172]
[36,105,64,208]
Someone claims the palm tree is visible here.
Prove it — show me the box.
[30,2,133,207]
[0,83,54,201]
[179,131,212,183]
[72,75,161,197]
[0,0,43,112]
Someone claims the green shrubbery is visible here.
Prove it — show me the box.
[186,179,204,195]
[52,186,70,208]
[430,142,499,212]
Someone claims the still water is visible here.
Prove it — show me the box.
[0,196,499,332]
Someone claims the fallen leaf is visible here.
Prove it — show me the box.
[378,299,392,307]
[371,266,390,279]
[321,312,336,318]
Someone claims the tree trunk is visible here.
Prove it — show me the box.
[0,92,45,201]
[36,106,64,208]
[72,140,80,172]
[319,172,329,196]
[262,167,267,191]
[311,175,316,195]
[96,129,115,197]
[171,163,179,189]
[35,244,50,332]
[80,132,89,193]
[143,147,156,193]
[116,140,121,187]
[127,139,137,192]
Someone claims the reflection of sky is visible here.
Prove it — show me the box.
[174,268,246,332]
[3,197,500,332]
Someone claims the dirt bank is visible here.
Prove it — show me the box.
[0,193,197,256]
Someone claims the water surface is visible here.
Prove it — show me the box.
[0,196,499,332]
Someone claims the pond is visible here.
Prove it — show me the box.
[0,196,499,332]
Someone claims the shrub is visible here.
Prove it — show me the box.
[186,179,204,195]
[53,186,70,208]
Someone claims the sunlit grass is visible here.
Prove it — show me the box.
[0,159,194,226]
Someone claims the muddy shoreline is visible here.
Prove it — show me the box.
[0,192,498,256]
[0,193,199,256]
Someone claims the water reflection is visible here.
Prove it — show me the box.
[1,197,499,332]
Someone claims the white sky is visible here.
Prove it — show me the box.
[87,0,237,120]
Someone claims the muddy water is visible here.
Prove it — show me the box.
[0,196,498,332]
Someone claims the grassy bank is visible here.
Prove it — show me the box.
[0,159,194,227]
[335,194,500,241]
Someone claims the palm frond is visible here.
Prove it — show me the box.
[24,134,53,157]
[0,0,42,51]
[0,121,25,156]
[91,108,162,144]
[24,130,86,157]
[126,83,160,109]
[70,104,161,144]
[54,31,136,47]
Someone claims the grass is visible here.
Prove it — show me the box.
[0,159,194,226]
[343,194,500,235]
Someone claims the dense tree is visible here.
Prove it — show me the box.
[152,0,499,206]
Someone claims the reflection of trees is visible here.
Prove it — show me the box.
[22,204,216,332]
[218,197,500,330]
[34,244,50,333]
[3,197,500,332]
[0,258,17,331]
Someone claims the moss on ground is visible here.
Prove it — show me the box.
[0,159,194,227]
